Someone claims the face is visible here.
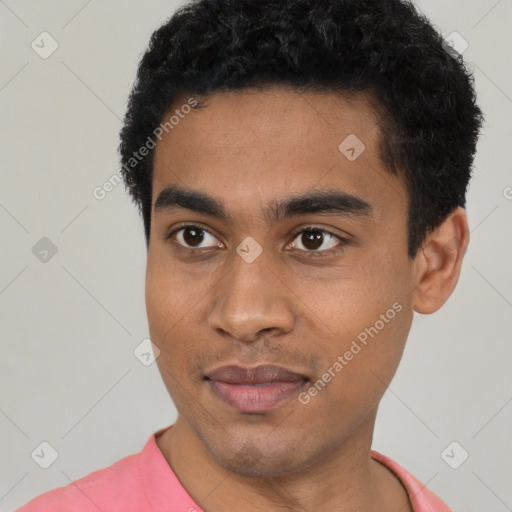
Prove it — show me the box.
[146,86,417,477]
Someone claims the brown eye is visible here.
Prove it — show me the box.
[290,227,344,254]
[300,230,324,250]
[170,225,222,249]
[182,227,205,247]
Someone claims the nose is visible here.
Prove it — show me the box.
[208,250,295,344]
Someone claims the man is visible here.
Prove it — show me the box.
[17,0,482,510]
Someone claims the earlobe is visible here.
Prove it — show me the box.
[412,207,470,314]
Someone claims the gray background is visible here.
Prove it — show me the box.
[1,0,511,510]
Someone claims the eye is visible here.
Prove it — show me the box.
[167,224,223,250]
[288,226,346,255]
[165,224,347,256]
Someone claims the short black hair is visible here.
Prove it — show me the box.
[119,0,483,257]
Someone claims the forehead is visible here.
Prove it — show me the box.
[163,86,383,148]
[151,86,407,221]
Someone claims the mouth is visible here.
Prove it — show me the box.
[204,364,309,413]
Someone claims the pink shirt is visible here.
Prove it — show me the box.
[16,425,451,511]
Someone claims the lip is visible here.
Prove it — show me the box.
[205,364,308,412]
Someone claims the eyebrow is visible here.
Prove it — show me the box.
[154,185,373,223]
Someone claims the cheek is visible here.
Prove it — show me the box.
[145,266,172,340]
[300,252,413,405]
[145,248,197,334]
[297,308,412,436]
[311,253,410,332]
[145,253,209,380]
[145,255,186,370]
[146,265,199,409]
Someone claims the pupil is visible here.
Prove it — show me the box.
[303,230,323,250]
[184,228,204,247]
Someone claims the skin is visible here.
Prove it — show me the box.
[146,86,469,512]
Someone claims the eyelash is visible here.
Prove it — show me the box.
[164,223,348,258]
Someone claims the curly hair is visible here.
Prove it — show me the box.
[119,0,483,256]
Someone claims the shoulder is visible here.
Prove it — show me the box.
[371,450,452,512]
[15,450,145,511]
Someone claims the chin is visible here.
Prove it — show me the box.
[207,436,311,478]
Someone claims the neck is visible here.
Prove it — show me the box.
[156,411,412,512]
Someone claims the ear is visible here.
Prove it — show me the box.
[411,206,470,314]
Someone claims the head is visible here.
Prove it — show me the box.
[119,0,482,477]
